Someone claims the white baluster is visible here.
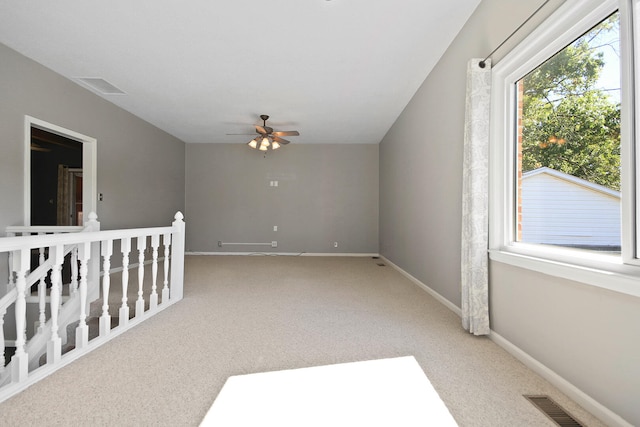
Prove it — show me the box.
[6,232,15,295]
[6,255,11,294]
[162,233,171,304]
[86,212,101,303]
[75,242,91,349]
[11,248,29,383]
[47,245,64,365]
[119,238,131,327]
[135,236,147,318]
[70,245,79,295]
[100,240,113,337]
[37,243,46,334]
[150,234,160,311]
[58,240,64,311]
[37,233,45,281]
[37,279,47,334]
[0,306,6,374]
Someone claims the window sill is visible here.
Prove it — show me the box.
[489,249,640,298]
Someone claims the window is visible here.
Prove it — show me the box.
[517,13,621,255]
[490,0,640,297]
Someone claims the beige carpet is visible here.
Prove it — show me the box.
[0,255,606,426]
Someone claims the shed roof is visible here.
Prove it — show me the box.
[522,167,620,199]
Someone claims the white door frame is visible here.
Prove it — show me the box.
[24,116,97,226]
[66,168,83,226]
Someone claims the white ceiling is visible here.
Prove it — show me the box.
[0,0,480,145]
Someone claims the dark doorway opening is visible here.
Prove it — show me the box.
[30,127,83,226]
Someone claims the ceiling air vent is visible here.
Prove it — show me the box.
[524,395,584,427]
[75,77,126,95]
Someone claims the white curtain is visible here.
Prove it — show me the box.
[461,58,491,336]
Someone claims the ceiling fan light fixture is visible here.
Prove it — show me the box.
[244,115,299,151]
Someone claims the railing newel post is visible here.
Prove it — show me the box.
[169,212,185,301]
[162,233,171,305]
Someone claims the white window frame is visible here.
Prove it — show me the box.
[489,0,640,298]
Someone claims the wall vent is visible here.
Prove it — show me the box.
[376,263,386,267]
[75,77,126,95]
[524,395,584,427]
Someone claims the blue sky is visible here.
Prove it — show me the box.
[592,14,620,102]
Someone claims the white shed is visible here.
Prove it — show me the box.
[520,167,621,249]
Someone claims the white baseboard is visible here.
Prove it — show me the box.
[380,255,630,426]
[490,331,632,427]
[302,253,380,257]
[380,256,461,317]
[186,252,380,257]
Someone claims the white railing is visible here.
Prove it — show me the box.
[0,212,185,403]
[4,214,101,336]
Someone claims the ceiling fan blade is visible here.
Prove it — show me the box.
[273,136,290,145]
[226,133,257,135]
[255,125,268,134]
[272,131,299,137]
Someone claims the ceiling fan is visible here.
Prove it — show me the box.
[231,115,300,151]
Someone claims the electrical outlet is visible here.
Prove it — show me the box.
[334,242,338,248]
[217,240,222,247]
[271,241,278,248]
[273,226,278,232]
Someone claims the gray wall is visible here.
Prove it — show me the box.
[185,143,378,254]
[379,0,640,425]
[0,43,185,231]
[491,262,640,425]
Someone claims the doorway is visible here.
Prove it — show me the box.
[30,127,82,226]
[24,116,97,226]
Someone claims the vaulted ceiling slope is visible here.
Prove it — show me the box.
[0,0,481,145]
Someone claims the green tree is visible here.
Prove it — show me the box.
[520,15,620,190]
